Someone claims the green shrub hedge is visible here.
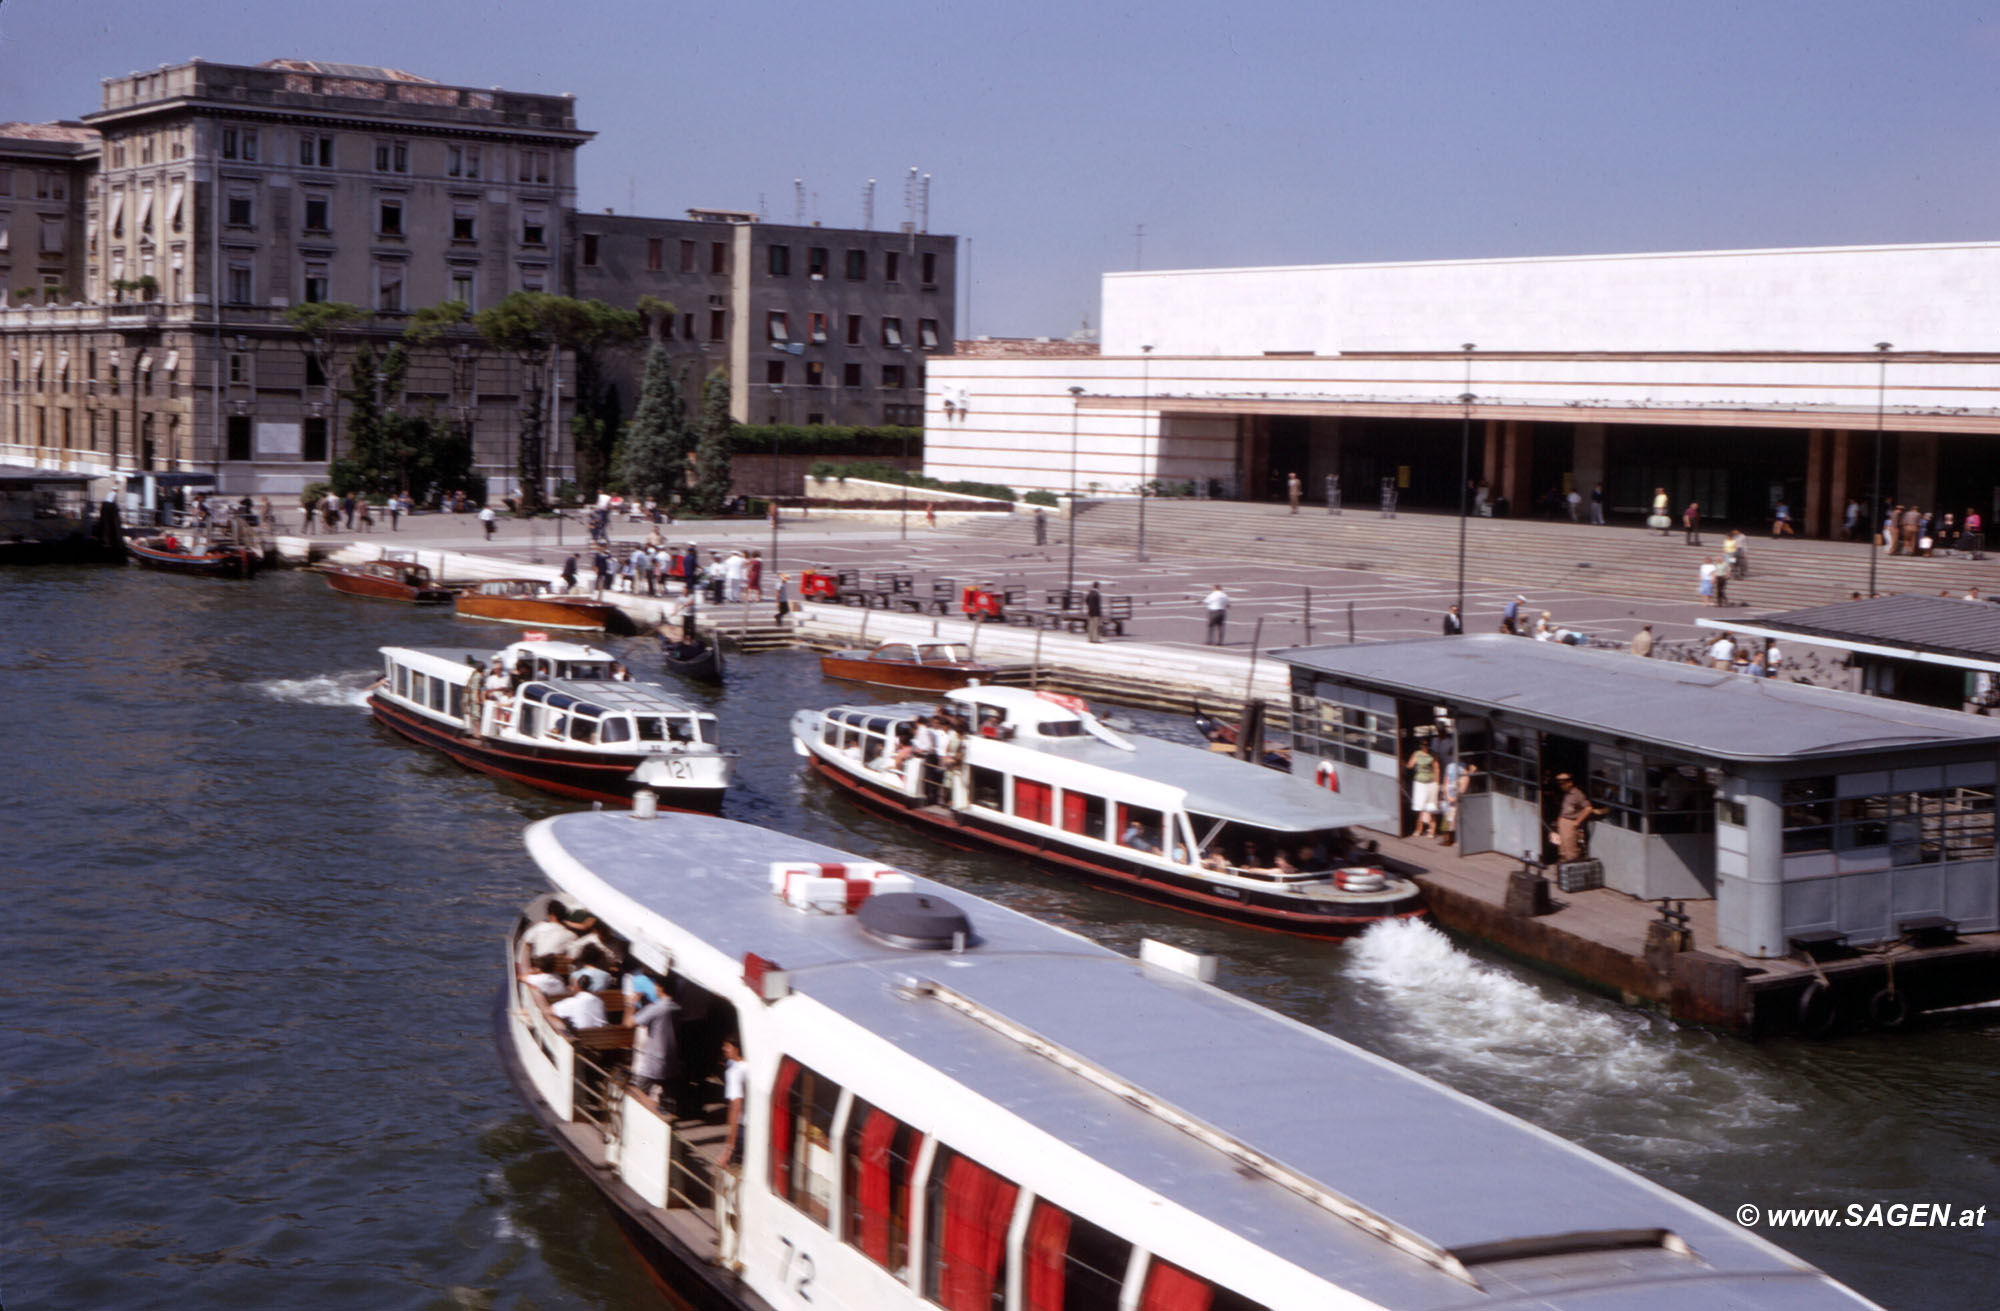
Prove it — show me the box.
[807,461,1017,503]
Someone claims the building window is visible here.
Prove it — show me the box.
[881,317,903,347]
[808,246,828,278]
[226,415,253,462]
[846,315,862,345]
[519,264,547,293]
[768,244,790,276]
[38,217,64,255]
[303,416,328,462]
[809,312,828,344]
[228,353,247,385]
[884,250,900,282]
[708,308,725,340]
[225,191,255,228]
[882,364,906,389]
[451,201,476,241]
[446,144,483,178]
[111,144,126,168]
[842,362,862,388]
[845,249,867,280]
[450,268,476,309]
[226,262,253,306]
[222,126,240,160]
[303,194,330,232]
[0,166,12,196]
[376,262,405,312]
[299,133,335,168]
[646,237,663,271]
[710,242,727,274]
[305,356,327,388]
[168,180,186,233]
[767,311,789,343]
[374,138,409,174]
[766,360,786,385]
[580,233,599,266]
[303,263,329,304]
[516,149,551,184]
[919,318,940,349]
[922,252,938,284]
[378,198,403,237]
[806,361,824,387]
[521,207,546,246]
[679,240,696,273]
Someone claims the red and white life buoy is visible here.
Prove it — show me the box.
[1315,760,1339,791]
[1336,867,1388,894]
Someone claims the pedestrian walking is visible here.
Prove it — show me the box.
[1713,554,1731,607]
[560,554,579,593]
[1442,604,1463,636]
[925,502,937,529]
[1406,740,1441,839]
[479,504,497,540]
[1502,594,1525,636]
[593,549,614,593]
[1698,557,1716,605]
[1589,482,1605,525]
[1682,500,1702,545]
[1033,507,1047,546]
[774,573,792,623]
[1202,583,1229,646]
[1631,624,1655,657]
[1650,487,1671,534]
[1565,487,1582,522]
[1287,471,1302,514]
[387,494,401,531]
[1085,582,1105,644]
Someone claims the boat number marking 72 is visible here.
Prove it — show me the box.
[777,1235,815,1302]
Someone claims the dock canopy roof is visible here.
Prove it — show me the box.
[1279,635,2000,764]
[1702,593,2000,674]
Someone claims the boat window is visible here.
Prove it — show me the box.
[545,691,577,711]
[1060,789,1106,839]
[566,662,606,680]
[1116,804,1166,856]
[1015,778,1053,826]
[976,707,1010,739]
[1138,1258,1268,1311]
[694,716,717,745]
[841,723,863,751]
[600,715,631,744]
[876,644,916,663]
[569,715,599,745]
[771,1057,843,1228]
[922,1145,1020,1311]
[394,664,409,699]
[448,681,465,719]
[522,685,548,704]
[1038,720,1086,738]
[842,1098,924,1278]
[517,705,540,737]
[969,766,1004,811]
[428,675,448,713]
[923,643,973,663]
[823,719,841,747]
[867,717,892,737]
[1023,1199,1131,1311]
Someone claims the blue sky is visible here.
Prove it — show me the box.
[6,1,1996,338]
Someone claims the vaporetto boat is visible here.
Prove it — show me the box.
[370,637,736,809]
[501,808,1876,1311]
[791,686,1422,937]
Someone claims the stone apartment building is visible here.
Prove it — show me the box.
[0,56,957,499]
[569,209,956,428]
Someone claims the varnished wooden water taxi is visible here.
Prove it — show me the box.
[317,555,456,604]
[455,577,620,631]
[818,639,999,691]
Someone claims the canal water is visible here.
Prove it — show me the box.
[6,566,1995,1309]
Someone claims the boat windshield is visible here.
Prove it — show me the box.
[561,662,608,680]
[1036,720,1086,738]
[1186,814,1358,877]
[634,714,707,744]
[919,643,973,663]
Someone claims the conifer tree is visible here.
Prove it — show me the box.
[691,367,735,514]
[612,343,689,504]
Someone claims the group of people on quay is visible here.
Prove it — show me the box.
[1866,502,1986,556]
[1405,729,1614,864]
[515,902,746,1164]
[546,540,785,607]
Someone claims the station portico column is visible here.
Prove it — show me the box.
[1828,429,1853,537]
[1805,429,1829,537]
[1499,421,1533,512]
[1572,423,1606,501]
[1898,433,1939,519]
[1481,420,1501,493]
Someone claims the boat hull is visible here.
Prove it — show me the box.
[125,538,260,577]
[804,753,1424,939]
[663,641,724,683]
[819,653,995,690]
[320,568,454,604]
[491,985,762,1311]
[369,693,727,810]
[456,593,616,631]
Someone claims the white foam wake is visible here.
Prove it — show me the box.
[257,673,375,708]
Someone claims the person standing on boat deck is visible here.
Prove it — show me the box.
[912,714,944,804]
[1203,584,1229,645]
[1407,740,1441,839]
[522,905,578,964]
[719,1037,746,1168]
[939,711,967,807]
[1085,582,1105,643]
[570,945,617,992]
[552,974,608,1031]
[630,990,681,1104]
[1553,772,1606,863]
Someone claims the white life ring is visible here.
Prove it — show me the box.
[1336,867,1388,893]
[1315,760,1339,791]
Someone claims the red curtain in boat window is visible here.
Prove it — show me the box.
[938,1154,1020,1311]
[768,1057,799,1202]
[853,1108,898,1264]
[1141,1259,1215,1311]
[1061,790,1092,834]
[1015,778,1052,825]
[1022,1198,1072,1311]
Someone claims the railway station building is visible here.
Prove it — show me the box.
[924,242,2000,533]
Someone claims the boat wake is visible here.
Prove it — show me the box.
[1345,918,1795,1163]
[257,673,375,709]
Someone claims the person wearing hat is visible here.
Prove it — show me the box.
[1552,773,1606,863]
[1502,594,1525,636]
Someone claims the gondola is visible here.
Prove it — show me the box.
[658,632,723,683]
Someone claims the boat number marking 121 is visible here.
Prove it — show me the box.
[777,1236,815,1301]
[660,759,692,779]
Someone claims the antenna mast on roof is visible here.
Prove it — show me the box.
[863,178,875,231]
[920,171,931,234]
[793,178,805,225]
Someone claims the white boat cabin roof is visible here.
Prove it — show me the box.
[383,640,616,681]
[528,811,1855,1310]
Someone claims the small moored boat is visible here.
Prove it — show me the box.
[659,629,724,684]
[125,527,261,578]
[370,637,736,809]
[500,807,1878,1311]
[318,555,456,604]
[819,639,1000,691]
[456,577,621,631]
[792,685,1422,936]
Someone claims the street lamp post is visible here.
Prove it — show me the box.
[1137,344,1152,562]
[1457,343,1475,619]
[1868,342,1892,598]
[1066,385,1084,602]
[900,424,910,541]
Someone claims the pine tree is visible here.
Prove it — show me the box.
[692,367,735,514]
[611,343,689,504]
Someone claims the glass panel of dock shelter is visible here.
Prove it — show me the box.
[1586,745,1645,831]
[1782,771,1994,873]
[1477,725,1539,801]
[1291,683,1397,771]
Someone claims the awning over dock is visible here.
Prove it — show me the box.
[1700,592,2000,676]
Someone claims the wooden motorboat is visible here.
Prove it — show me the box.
[318,556,456,604]
[455,577,620,631]
[370,637,736,809]
[792,686,1424,938]
[819,639,999,691]
[125,529,260,578]
[499,808,1873,1311]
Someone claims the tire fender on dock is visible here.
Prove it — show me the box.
[1867,987,1913,1031]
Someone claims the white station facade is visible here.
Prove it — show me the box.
[926,241,2000,532]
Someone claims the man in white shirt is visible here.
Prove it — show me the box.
[522,904,579,960]
[1202,584,1230,646]
[719,1037,746,1167]
[1707,634,1736,669]
[519,956,568,998]
[552,975,608,1031]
